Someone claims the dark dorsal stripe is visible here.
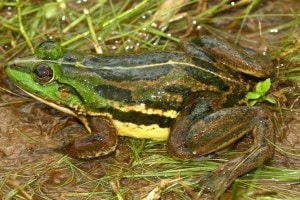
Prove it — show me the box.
[89,63,173,82]
[82,52,185,67]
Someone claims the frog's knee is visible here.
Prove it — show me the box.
[167,120,195,160]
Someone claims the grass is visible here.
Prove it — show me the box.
[0,0,300,199]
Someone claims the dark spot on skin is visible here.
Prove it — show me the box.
[188,99,213,120]
[163,85,191,96]
[62,53,78,62]
[94,85,133,102]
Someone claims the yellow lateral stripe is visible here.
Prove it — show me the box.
[110,101,178,118]
[113,119,170,141]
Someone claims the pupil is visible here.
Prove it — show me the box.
[35,64,49,78]
[34,64,53,83]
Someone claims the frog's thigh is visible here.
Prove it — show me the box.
[189,107,268,156]
[168,105,274,159]
[61,116,118,159]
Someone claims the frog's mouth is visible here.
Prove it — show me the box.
[19,86,78,117]
[18,86,93,133]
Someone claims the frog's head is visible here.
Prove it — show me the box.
[5,41,86,117]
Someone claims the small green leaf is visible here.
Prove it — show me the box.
[246,92,261,100]
[255,78,271,95]
[245,78,275,106]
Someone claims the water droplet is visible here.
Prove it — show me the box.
[270,29,278,33]
[6,6,13,16]
[83,9,89,15]
[3,44,10,50]
[151,22,158,28]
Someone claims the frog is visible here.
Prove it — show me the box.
[5,36,274,199]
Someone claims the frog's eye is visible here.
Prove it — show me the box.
[33,63,54,84]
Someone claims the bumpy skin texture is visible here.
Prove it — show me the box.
[5,37,274,199]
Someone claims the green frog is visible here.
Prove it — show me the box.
[5,36,274,198]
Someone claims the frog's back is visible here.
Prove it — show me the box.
[60,50,244,114]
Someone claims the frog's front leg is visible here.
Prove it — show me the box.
[61,116,118,159]
[167,101,274,198]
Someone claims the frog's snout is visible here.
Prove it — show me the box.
[6,56,38,72]
[6,59,17,70]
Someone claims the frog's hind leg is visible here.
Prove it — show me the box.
[167,104,274,198]
[198,107,274,198]
[60,116,118,159]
